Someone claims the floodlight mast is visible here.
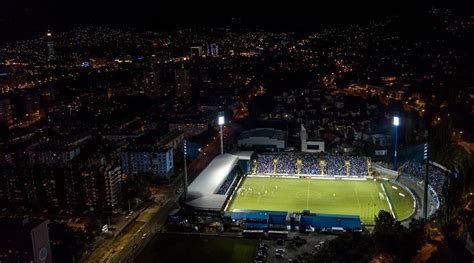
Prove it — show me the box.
[393,116,400,170]
[218,112,225,155]
[183,140,188,201]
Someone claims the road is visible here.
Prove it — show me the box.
[83,194,179,263]
[112,199,178,263]
[84,122,241,263]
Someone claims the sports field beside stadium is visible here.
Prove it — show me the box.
[227,177,414,224]
[135,234,257,263]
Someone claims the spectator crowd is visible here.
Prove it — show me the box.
[254,153,370,176]
[400,161,447,205]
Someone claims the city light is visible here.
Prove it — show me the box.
[218,116,225,125]
[218,111,225,154]
[393,116,400,126]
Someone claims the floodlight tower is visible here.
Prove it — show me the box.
[46,30,55,62]
[183,140,188,200]
[393,115,400,170]
[218,111,225,155]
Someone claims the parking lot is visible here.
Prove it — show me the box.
[255,233,337,263]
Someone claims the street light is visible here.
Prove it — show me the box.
[393,116,400,170]
[218,111,225,155]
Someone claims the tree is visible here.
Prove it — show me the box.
[373,210,421,262]
[313,231,374,263]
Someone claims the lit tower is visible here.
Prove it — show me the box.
[393,115,400,170]
[46,30,55,62]
[218,111,225,155]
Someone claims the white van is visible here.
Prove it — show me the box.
[330,227,346,234]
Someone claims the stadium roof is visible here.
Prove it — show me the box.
[232,151,254,160]
[238,128,285,141]
[186,153,240,211]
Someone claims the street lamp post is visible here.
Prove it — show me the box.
[393,116,400,170]
[218,111,225,155]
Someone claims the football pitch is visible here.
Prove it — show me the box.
[227,177,414,224]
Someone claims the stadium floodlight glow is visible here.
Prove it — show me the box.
[393,116,400,126]
[393,115,400,170]
[218,111,225,155]
[218,116,225,125]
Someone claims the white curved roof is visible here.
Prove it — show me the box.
[186,153,240,210]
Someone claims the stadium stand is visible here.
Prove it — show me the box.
[399,161,448,206]
[299,212,362,230]
[186,153,241,212]
[216,170,237,195]
[224,209,362,231]
[253,153,370,176]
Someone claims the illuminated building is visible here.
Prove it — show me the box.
[143,67,161,98]
[120,146,174,178]
[46,31,55,62]
[0,97,13,126]
[175,66,192,105]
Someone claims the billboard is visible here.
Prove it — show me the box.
[30,220,52,263]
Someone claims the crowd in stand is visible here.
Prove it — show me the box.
[325,155,346,176]
[400,161,447,204]
[301,154,321,175]
[256,155,274,175]
[254,153,369,176]
[350,156,370,176]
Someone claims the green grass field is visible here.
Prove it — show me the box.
[135,234,257,263]
[227,177,414,224]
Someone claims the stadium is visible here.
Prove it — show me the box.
[181,151,446,233]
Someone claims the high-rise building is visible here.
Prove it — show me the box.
[0,160,123,212]
[143,68,161,98]
[120,146,174,178]
[175,66,192,106]
[86,155,123,212]
[207,43,219,56]
[0,166,23,204]
[103,165,122,212]
[27,145,81,165]
[0,97,13,126]
[46,31,55,62]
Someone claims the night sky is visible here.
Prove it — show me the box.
[1,0,469,40]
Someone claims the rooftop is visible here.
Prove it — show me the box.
[186,153,240,211]
[239,128,285,141]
